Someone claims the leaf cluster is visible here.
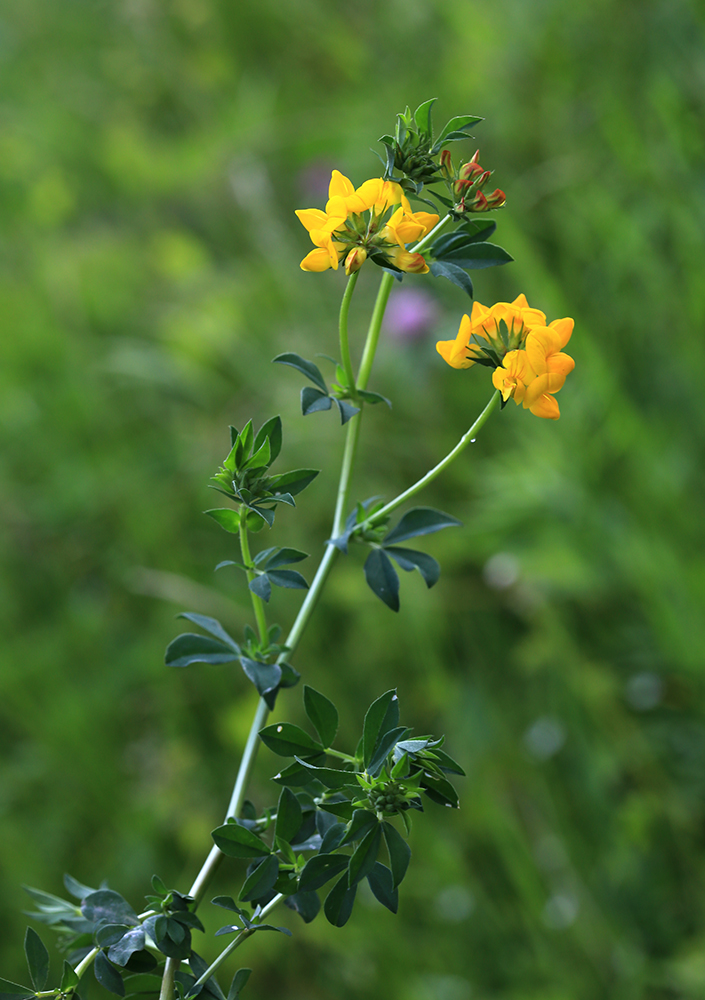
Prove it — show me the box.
[273,354,389,424]
[210,688,463,928]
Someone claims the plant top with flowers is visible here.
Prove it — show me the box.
[6,101,575,1000]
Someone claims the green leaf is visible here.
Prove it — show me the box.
[340,809,379,847]
[165,634,239,668]
[333,398,360,424]
[239,658,281,702]
[248,574,271,602]
[273,353,328,393]
[60,960,79,993]
[385,547,440,588]
[211,897,247,915]
[259,723,324,757]
[384,507,462,545]
[108,927,147,967]
[421,773,460,808]
[348,824,382,887]
[414,98,436,136]
[301,387,332,416]
[431,115,483,151]
[81,890,139,928]
[245,504,275,528]
[234,420,253,467]
[243,437,271,472]
[382,822,411,888]
[211,823,271,859]
[366,726,409,777]
[268,468,319,497]
[292,758,357,789]
[366,862,398,913]
[64,874,97,901]
[271,754,327,787]
[263,548,309,569]
[226,970,252,1000]
[320,821,347,854]
[430,748,466,776]
[303,686,339,748]
[323,874,357,927]
[97,924,131,947]
[357,389,391,408]
[266,569,309,591]
[0,979,34,1000]
[299,855,349,893]
[24,927,49,991]
[284,891,320,924]
[362,690,399,768]
[274,787,303,844]
[95,952,125,997]
[239,856,280,903]
[429,261,474,297]
[176,614,239,650]
[204,509,241,534]
[123,973,163,995]
[440,241,513,269]
[253,416,282,464]
[364,549,400,611]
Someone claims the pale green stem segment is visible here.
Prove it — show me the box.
[238,518,268,644]
[338,270,359,396]
[159,957,179,1000]
[363,391,500,531]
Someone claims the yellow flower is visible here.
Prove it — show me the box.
[295,170,438,275]
[438,294,575,419]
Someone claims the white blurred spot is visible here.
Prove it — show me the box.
[524,717,566,759]
[625,672,663,711]
[434,884,476,922]
[542,891,579,929]
[483,553,520,589]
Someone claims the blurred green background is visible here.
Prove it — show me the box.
[2,0,705,998]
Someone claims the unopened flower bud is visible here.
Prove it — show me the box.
[440,149,453,179]
[471,191,489,211]
[394,249,429,274]
[459,160,484,182]
[485,188,506,209]
[344,247,367,275]
[476,170,492,189]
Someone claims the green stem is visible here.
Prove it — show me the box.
[239,517,268,644]
[363,391,500,529]
[338,270,359,395]
[159,958,179,1000]
[356,272,393,391]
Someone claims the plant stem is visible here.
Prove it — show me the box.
[363,390,500,529]
[239,518,268,644]
[338,270,359,395]
[159,957,179,1000]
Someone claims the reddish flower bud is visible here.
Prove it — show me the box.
[440,149,453,179]
[476,170,492,190]
[344,247,367,275]
[471,191,489,211]
[485,188,506,209]
[458,160,483,182]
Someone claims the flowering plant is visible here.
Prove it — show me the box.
[4,101,574,1000]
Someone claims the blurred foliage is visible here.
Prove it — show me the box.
[1,0,705,998]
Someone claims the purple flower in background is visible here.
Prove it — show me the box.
[384,287,440,342]
[298,160,337,201]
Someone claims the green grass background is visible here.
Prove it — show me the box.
[1,0,705,998]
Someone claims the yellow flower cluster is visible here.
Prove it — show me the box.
[295,170,439,275]
[436,294,575,419]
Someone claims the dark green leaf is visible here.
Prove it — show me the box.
[60,961,80,993]
[211,823,271,859]
[441,241,513,269]
[267,492,295,508]
[430,748,466,776]
[166,634,239,668]
[364,549,400,611]
[245,504,275,528]
[298,855,349,892]
[384,507,462,545]
[263,548,308,569]
[95,952,125,997]
[108,927,146,967]
[266,569,308,591]
[24,927,49,991]
[268,468,319,497]
[340,809,379,847]
[301,386,332,415]
[274,787,303,844]
[320,822,347,854]
[385,547,440,588]
[176,615,239,650]
[366,726,409,777]
[277,662,300,691]
[186,953,226,1000]
[284,891,320,924]
[248,575,271,602]
[243,438,271,471]
[366,863,398,913]
[64,874,97,901]
[382,822,411,888]
[273,353,328,393]
[357,390,391,408]
[0,979,34,1000]
[226,970,251,1000]
[323,874,357,927]
[271,753,327,787]
[433,114,483,149]
[431,220,496,255]
[292,758,357,789]
[421,773,460,808]
[239,856,280,903]
[362,690,399,768]
[259,723,324,757]
[211,897,247,915]
[81,890,138,928]
[204,509,241,534]
[97,924,131,947]
[348,824,382,887]
[240,658,281,700]
[414,98,436,136]
[334,398,360,424]
[429,260,474,297]
[253,416,282,464]
[123,973,163,995]
[314,799,353,821]
[303,686,339,748]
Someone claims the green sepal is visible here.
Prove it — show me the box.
[384,547,440,588]
[429,261,474,297]
[347,824,382,887]
[259,723,324,757]
[364,549,400,611]
[323,874,357,927]
[366,862,398,913]
[382,822,411,888]
[273,353,328,393]
[303,686,339,748]
[298,855,348,893]
[24,927,49,991]
[95,952,125,997]
[274,787,303,844]
[211,822,271,859]
[384,507,462,545]
[239,856,280,903]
